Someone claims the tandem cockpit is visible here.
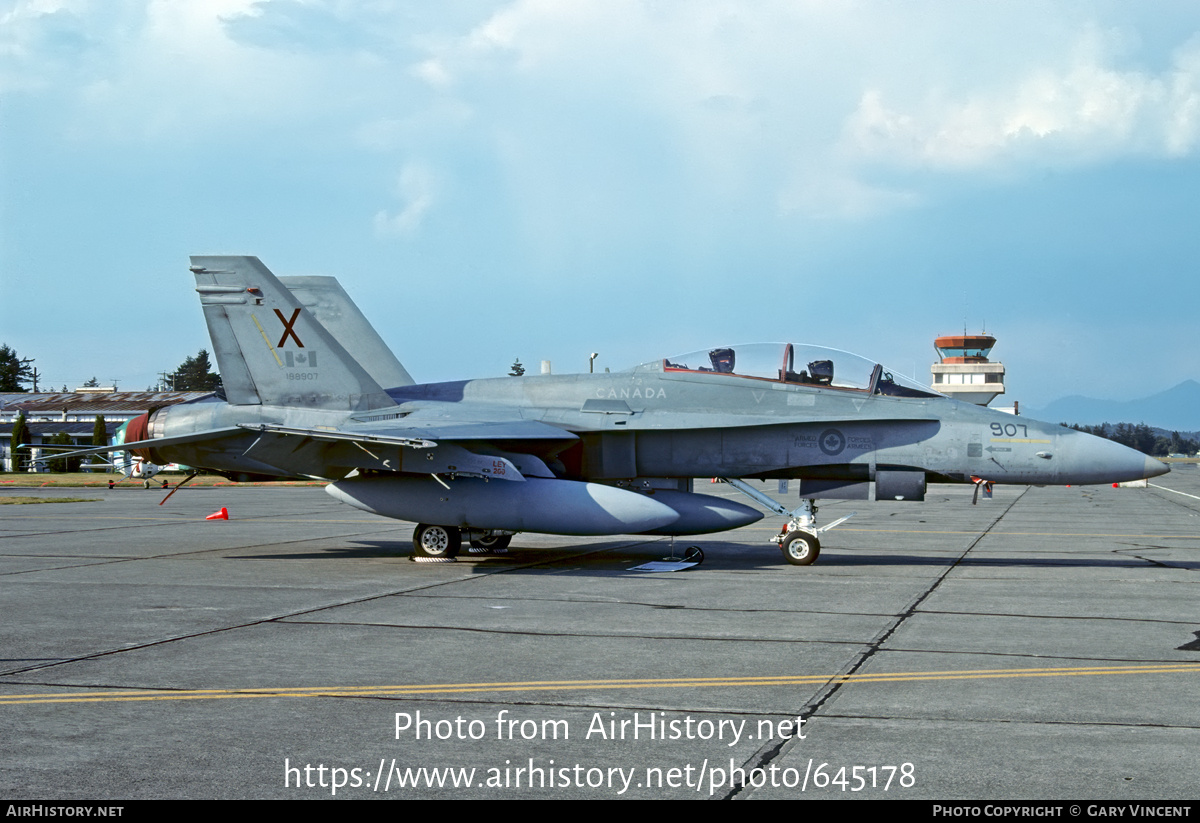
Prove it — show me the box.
[640,343,942,398]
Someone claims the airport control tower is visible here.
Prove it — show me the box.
[931,333,1006,406]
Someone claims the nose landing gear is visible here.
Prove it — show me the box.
[719,479,855,567]
[780,530,819,566]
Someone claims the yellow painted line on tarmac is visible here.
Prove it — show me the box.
[4,663,1197,706]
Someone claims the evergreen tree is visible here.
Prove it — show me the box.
[82,377,100,388]
[1134,423,1156,454]
[508,358,526,377]
[1065,420,1191,457]
[170,349,222,391]
[92,415,107,446]
[0,344,33,392]
[9,411,28,471]
[88,415,108,472]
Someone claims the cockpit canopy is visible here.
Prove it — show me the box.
[637,343,942,398]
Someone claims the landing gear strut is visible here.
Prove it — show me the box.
[772,498,824,565]
[719,479,855,567]
[662,536,704,565]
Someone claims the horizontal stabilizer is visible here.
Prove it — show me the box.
[240,419,577,446]
[237,424,437,450]
[19,428,245,462]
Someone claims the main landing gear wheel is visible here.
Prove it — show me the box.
[781,531,820,566]
[413,524,461,560]
[469,534,513,552]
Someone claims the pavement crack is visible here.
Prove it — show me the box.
[916,608,1198,626]
[0,543,639,677]
[277,618,872,647]
[0,525,412,577]
[401,591,892,618]
[726,486,1027,799]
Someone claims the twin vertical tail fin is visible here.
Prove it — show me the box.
[190,256,395,410]
[278,275,414,389]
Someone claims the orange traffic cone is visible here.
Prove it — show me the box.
[206,507,229,521]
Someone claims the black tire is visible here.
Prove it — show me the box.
[413,524,461,559]
[469,534,513,551]
[781,531,819,566]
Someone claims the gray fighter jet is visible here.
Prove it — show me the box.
[65,256,1169,566]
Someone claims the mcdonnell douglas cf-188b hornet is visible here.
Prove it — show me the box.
[54,256,1168,565]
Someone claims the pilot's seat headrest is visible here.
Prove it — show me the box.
[807,359,833,385]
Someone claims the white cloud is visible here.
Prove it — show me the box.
[373,161,437,236]
[410,2,1200,220]
[844,27,1200,171]
[1,0,379,143]
[7,2,1200,401]
[1164,34,1200,156]
[9,0,1200,223]
[413,57,453,89]
[0,0,96,93]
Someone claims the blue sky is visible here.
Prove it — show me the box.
[2,0,1198,409]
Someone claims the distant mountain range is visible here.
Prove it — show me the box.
[1026,380,1200,434]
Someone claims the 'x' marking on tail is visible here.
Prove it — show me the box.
[274,308,304,347]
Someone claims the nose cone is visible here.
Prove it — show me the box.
[1058,430,1170,484]
[1144,456,1170,479]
